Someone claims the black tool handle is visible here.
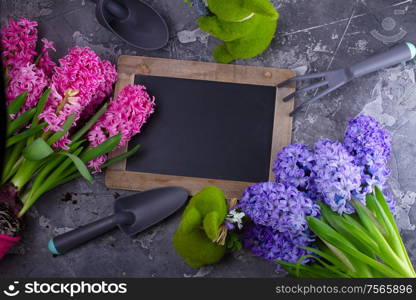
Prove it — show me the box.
[348,42,415,78]
[105,0,129,20]
[49,212,134,255]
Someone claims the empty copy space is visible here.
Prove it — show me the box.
[127,75,276,183]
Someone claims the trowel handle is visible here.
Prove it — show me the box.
[48,212,134,255]
[348,42,416,78]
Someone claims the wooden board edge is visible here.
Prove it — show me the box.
[268,82,295,181]
[117,55,294,87]
[105,170,255,199]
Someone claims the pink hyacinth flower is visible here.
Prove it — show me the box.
[6,64,48,116]
[87,84,155,172]
[80,59,118,121]
[39,46,117,149]
[1,17,38,70]
[37,38,56,77]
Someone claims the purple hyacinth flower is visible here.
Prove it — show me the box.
[242,224,314,263]
[313,139,363,214]
[239,182,320,233]
[344,114,394,211]
[273,144,317,199]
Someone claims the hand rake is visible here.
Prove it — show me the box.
[278,42,416,116]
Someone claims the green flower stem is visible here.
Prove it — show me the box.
[353,202,414,277]
[29,155,70,195]
[71,103,108,143]
[10,159,44,191]
[16,141,141,216]
[368,195,414,274]
[45,173,82,193]
[18,148,83,216]
[374,188,416,276]
[1,140,25,184]
[6,123,46,147]
[28,140,85,194]
[19,189,43,217]
[276,190,416,278]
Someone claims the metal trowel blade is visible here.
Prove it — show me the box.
[114,186,189,236]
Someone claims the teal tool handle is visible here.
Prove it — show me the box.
[348,42,416,78]
[48,212,134,255]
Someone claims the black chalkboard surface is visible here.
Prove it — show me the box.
[105,56,294,198]
[127,75,276,183]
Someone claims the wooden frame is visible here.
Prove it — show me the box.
[105,55,295,198]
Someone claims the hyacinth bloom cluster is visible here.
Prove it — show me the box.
[1,18,56,116]
[1,17,38,70]
[81,59,118,121]
[240,182,319,233]
[313,139,363,214]
[273,144,316,200]
[39,46,117,147]
[239,182,319,263]
[271,115,395,214]
[87,84,155,171]
[344,115,396,211]
[344,115,391,193]
[242,114,395,264]
[6,64,48,112]
[1,17,157,223]
[242,224,314,263]
[37,38,56,77]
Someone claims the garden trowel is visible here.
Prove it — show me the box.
[48,186,188,254]
[93,0,169,50]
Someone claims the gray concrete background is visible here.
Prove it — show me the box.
[0,0,415,277]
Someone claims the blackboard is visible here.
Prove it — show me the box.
[127,75,276,183]
[105,56,295,198]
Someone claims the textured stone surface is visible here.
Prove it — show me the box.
[0,0,415,277]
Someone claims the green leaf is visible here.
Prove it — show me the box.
[23,138,54,161]
[318,203,372,252]
[338,217,379,252]
[45,172,82,193]
[299,246,352,274]
[321,239,358,275]
[374,186,397,232]
[366,194,390,238]
[352,201,407,275]
[19,147,87,216]
[226,231,242,251]
[1,140,25,183]
[7,91,28,115]
[275,260,335,278]
[47,113,75,146]
[307,217,354,248]
[353,198,386,236]
[59,134,123,178]
[297,254,350,278]
[99,144,140,169]
[6,123,47,147]
[7,108,36,136]
[58,152,93,184]
[372,189,415,276]
[308,217,402,277]
[71,103,108,142]
[32,88,51,127]
[80,134,122,163]
[29,154,71,194]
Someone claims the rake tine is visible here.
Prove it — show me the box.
[289,86,338,116]
[283,80,329,102]
[277,72,327,88]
